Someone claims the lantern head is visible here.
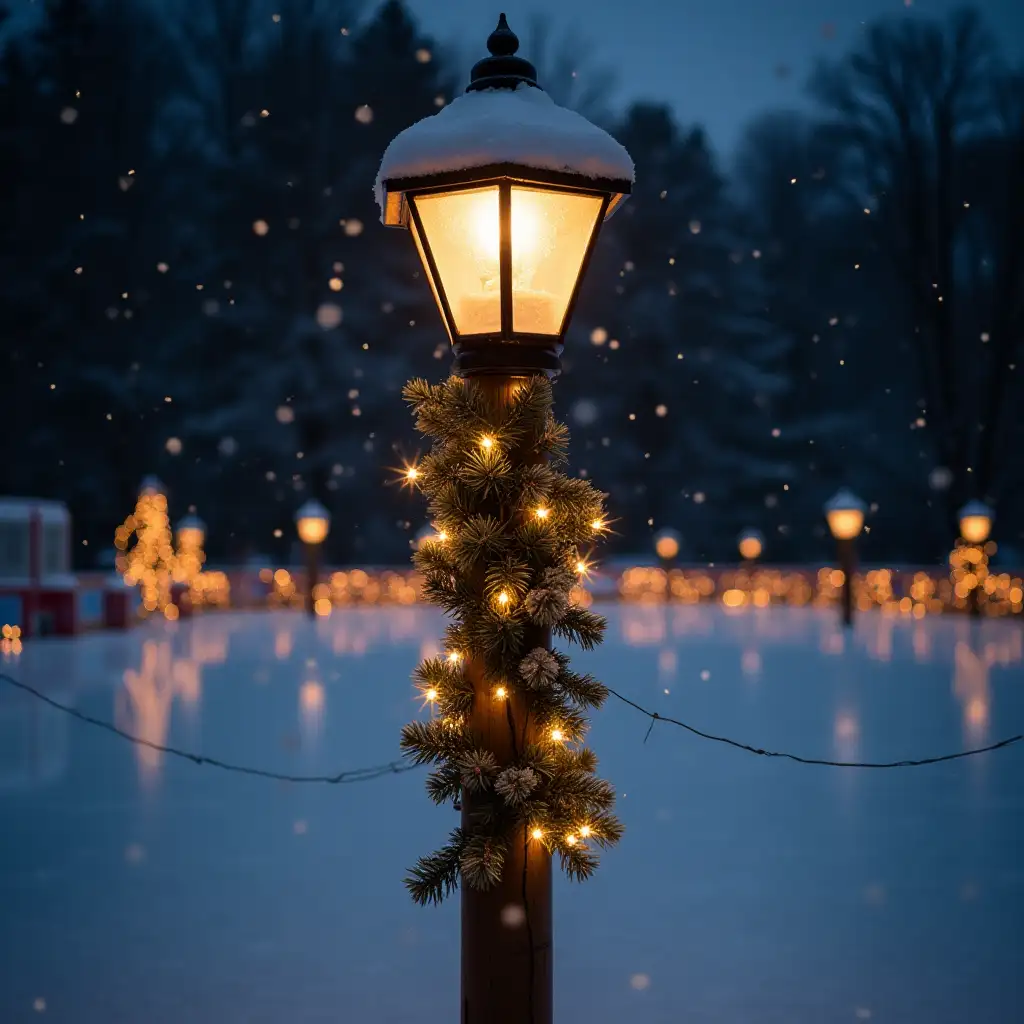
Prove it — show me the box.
[737,529,764,561]
[295,500,331,546]
[176,514,206,548]
[958,500,993,544]
[654,529,680,562]
[376,15,632,377]
[824,488,866,541]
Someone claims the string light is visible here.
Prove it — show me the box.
[535,507,550,520]
[479,435,495,450]
[447,651,462,664]
[579,824,591,837]
[436,529,448,542]
[494,686,507,699]
[531,827,544,840]
[406,467,419,482]
[565,833,578,846]
[550,728,564,742]
[591,518,606,532]
[497,591,510,606]
[425,687,438,702]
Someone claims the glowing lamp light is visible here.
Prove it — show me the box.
[295,499,331,545]
[824,488,866,540]
[958,500,993,544]
[175,513,206,549]
[377,15,631,378]
[654,528,680,561]
[737,529,763,561]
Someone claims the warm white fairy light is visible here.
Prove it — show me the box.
[436,529,448,542]
[447,651,462,664]
[406,466,419,482]
[579,824,591,838]
[591,518,606,532]
[479,435,495,450]
[497,591,510,606]
[531,827,544,840]
[494,686,507,699]
[425,687,438,702]
[535,507,550,520]
[565,833,578,846]
[550,728,564,742]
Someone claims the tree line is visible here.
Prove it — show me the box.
[1,0,1021,566]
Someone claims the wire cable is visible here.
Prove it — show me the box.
[0,672,418,784]
[605,685,1023,767]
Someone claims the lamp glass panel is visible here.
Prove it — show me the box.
[960,515,991,544]
[297,517,329,545]
[510,186,603,335]
[827,508,864,540]
[412,186,501,336]
[410,215,451,341]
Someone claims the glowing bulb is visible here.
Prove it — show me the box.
[576,560,587,573]
[406,467,418,481]
[531,827,544,841]
[437,530,448,542]
[447,651,462,664]
[565,834,577,846]
[425,688,438,702]
[550,728,564,742]
[591,519,606,532]
[494,686,507,699]
[535,507,550,520]
[579,824,591,838]
[498,591,509,606]
[480,435,495,450]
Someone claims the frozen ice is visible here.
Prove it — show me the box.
[1,606,1022,1023]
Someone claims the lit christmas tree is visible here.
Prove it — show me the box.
[115,476,176,618]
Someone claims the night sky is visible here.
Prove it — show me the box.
[408,0,1024,153]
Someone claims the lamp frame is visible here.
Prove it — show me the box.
[382,163,630,377]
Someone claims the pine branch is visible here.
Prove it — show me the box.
[405,829,466,905]
[553,607,606,650]
[400,719,471,765]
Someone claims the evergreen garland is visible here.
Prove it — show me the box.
[399,374,623,905]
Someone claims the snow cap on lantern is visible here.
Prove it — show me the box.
[375,13,633,377]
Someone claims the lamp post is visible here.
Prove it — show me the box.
[958,500,993,618]
[378,15,631,1024]
[295,500,330,618]
[737,529,763,564]
[824,488,865,628]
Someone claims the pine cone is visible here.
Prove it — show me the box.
[519,647,560,689]
[525,587,569,625]
[494,767,539,806]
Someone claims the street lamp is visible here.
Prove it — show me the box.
[737,529,763,563]
[958,500,993,545]
[377,15,632,1024]
[175,514,206,551]
[957,500,994,617]
[377,15,631,379]
[654,528,680,566]
[295,500,330,618]
[824,488,865,628]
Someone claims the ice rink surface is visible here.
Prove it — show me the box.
[1,605,1022,1023]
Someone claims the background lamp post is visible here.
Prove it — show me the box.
[958,500,994,617]
[824,488,865,628]
[377,14,632,1024]
[654,528,681,566]
[295,500,330,618]
[737,529,763,563]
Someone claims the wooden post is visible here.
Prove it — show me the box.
[304,541,318,619]
[838,537,855,628]
[461,375,553,1024]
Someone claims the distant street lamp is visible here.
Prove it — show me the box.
[654,528,681,566]
[737,529,763,563]
[958,500,993,545]
[175,514,206,551]
[295,500,330,618]
[824,488,866,628]
[958,500,994,618]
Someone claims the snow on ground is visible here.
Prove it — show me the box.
[1,606,1022,1024]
